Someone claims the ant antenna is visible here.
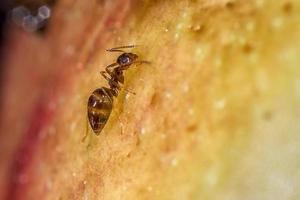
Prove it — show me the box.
[106,45,139,52]
[133,60,151,66]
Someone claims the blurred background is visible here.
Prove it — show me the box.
[0,0,55,110]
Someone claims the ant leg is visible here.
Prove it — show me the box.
[81,117,90,142]
[100,72,123,92]
[100,71,112,82]
[123,87,136,95]
[117,115,124,135]
[104,63,118,75]
[133,60,151,66]
[107,79,135,95]
[102,72,121,89]
[114,82,136,95]
[101,71,131,96]
[105,65,119,77]
[106,45,138,53]
[101,68,120,84]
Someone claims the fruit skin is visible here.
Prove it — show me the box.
[1,0,300,199]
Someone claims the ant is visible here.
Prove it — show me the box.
[87,45,149,135]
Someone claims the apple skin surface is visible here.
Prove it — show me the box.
[0,0,300,200]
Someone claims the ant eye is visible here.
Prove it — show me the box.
[118,54,131,65]
[121,56,130,64]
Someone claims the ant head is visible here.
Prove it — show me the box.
[117,53,138,66]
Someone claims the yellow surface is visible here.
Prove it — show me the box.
[12,0,300,199]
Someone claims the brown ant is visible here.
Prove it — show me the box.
[87,45,149,135]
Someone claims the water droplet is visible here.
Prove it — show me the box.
[147,186,153,192]
[188,108,195,116]
[165,92,172,99]
[182,82,190,93]
[160,133,166,139]
[38,5,51,19]
[11,6,30,25]
[171,158,178,167]
[141,127,146,135]
[214,99,226,109]
[272,17,283,29]
[23,15,39,32]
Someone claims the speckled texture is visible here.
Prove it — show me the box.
[1,0,300,199]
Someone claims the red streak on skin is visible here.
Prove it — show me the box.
[7,100,54,200]
[5,0,132,199]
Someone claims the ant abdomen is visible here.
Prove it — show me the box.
[87,88,113,135]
